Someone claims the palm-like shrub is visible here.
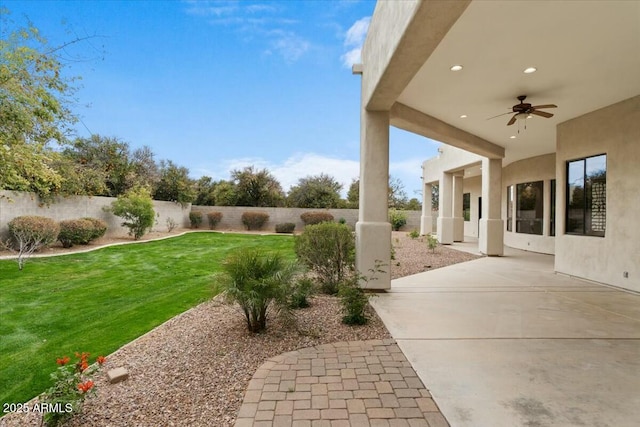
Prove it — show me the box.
[217,249,298,333]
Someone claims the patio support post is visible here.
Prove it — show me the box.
[479,157,504,255]
[421,180,433,235]
[437,172,454,244]
[453,175,464,242]
[356,109,391,290]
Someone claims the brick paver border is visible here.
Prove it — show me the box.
[234,339,449,427]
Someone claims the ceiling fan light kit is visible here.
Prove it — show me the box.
[489,95,558,132]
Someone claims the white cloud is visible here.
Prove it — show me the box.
[344,17,370,47]
[268,31,310,63]
[341,47,362,68]
[341,16,370,68]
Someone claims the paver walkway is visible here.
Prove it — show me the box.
[234,339,449,427]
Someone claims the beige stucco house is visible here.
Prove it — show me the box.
[355,0,639,292]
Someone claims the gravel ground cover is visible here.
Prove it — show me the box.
[1,231,480,427]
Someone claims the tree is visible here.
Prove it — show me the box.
[153,160,196,207]
[231,166,285,207]
[405,198,422,211]
[211,180,238,206]
[287,173,343,208]
[346,179,359,208]
[194,176,216,206]
[0,10,81,199]
[110,186,155,240]
[431,184,439,210]
[388,176,408,209]
[62,135,134,197]
[345,176,409,209]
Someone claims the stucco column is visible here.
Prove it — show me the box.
[437,172,454,244]
[543,179,550,236]
[420,181,433,235]
[356,110,391,290]
[479,158,504,256]
[453,175,464,242]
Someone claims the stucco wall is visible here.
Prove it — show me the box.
[191,206,423,233]
[0,191,422,238]
[502,154,556,254]
[0,191,191,239]
[556,96,640,292]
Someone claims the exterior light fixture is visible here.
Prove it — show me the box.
[523,67,537,74]
[510,135,516,139]
[450,65,463,71]
[460,114,467,118]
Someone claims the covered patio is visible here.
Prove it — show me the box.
[371,246,640,426]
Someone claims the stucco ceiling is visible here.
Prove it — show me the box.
[397,0,640,165]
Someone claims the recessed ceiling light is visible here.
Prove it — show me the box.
[524,67,537,74]
[460,114,467,118]
[510,135,516,139]
[450,65,463,71]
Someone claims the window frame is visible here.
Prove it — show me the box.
[565,154,606,237]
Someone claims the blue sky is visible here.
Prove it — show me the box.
[4,0,439,198]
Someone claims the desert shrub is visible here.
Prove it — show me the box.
[300,211,334,226]
[109,187,155,240]
[82,217,107,242]
[166,217,177,232]
[241,211,269,230]
[58,219,94,248]
[426,234,439,252]
[207,211,223,229]
[216,248,298,333]
[275,222,295,234]
[408,229,420,239]
[189,211,203,229]
[338,261,384,325]
[6,216,59,270]
[288,276,315,309]
[338,217,346,225]
[388,209,407,231]
[294,222,354,294]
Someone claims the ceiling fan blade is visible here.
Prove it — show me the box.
[531,104,557,109]
[530,110,554,118]
[487,111,512,120]
[507,114,517,126]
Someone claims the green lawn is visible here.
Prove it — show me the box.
[0,232,294,407]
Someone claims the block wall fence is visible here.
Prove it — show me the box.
[0,191,424,238]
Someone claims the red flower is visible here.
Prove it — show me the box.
[80,361,89,371]
[96,356,106,365]
[56,356,70,366]
[77,380,94,393]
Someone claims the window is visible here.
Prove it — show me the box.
[566,154,606,236]
[516,181,543,235]
[463,193,470,221]
[506,185,513,232]
[550,180,556,236]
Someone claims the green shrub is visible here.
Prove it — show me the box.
[338,217,347,225]
[216,248,298,333]
[6,216,59,270]
[207,211,223,229]
[408,229,420,239]
[189,211,203,229]
[275,222,295,233]
[426,234,439,252]
[300,211,334,226]
[241,211,269,230]
[109,187,155,240]
[58,219,94,248]
[288,276,315,309]
[81,217,107,242]
[338,262,384,325]
[388,209,407,231]
[294,222,354,294]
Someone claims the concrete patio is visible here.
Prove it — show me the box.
[370,244,640,427]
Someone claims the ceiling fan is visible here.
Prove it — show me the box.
[489,95,558,126]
